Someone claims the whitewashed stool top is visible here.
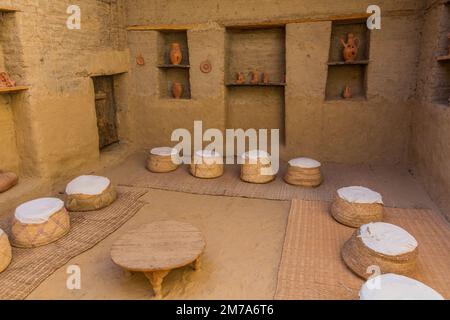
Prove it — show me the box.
[337,186,383,204]
[111,221,206,272]
[65,175,110,196]
[359,222,418,256]
[15,198,65,224]
[195,150,222,158]
[359,274,444,300]
[288,157,321,168]
[0,228,4,236]
[150,147,178,156]
[241,150,271,161]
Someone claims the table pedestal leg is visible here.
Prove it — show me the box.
[193,256,201,271]
[144,270,170,299]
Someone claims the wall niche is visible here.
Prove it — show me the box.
[434,3,450,106]
[325,20,370,101]
[157,30,191,99]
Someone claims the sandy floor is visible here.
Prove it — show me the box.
[27,189,290,300]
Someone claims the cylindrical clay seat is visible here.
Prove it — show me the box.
[147,147,180,173]
[342,222,418,279]
[65,175,117,212]
[240,150,275,184]
[0,228,12,272]
[11,198,70,248]
[284,157,322,187]
[331,186,384,227]
[190,150,224,179]
[0,171,18,193]
[359,273,444,300]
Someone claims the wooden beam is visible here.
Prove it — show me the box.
[127,24,197,31]
[0,86,29,94]
[0,6,20,13]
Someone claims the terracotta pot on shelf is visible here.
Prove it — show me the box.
[340,33,359,62]
[172,81,183,99]
[169,43,183,65]
[249,71,259,84]
[0,72,16,88]
[235,72,245,84]
[342,85,352,99]
[262,72,269,84]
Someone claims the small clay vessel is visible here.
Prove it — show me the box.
[0,72,16,87]
[136,54,145,66]
[262,72,269,84]
[172,81,183,99]
[340,33,359,62]
[249,71,259,84]
[342,85,352,99]
[169,43,183,65]
[236,72,245,84]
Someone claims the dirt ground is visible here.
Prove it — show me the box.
[27,188,290,300]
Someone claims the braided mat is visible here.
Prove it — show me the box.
[274,200,450,300]
[0,188,147,300]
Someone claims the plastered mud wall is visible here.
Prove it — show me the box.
[410,0,450,220]
[126,0,423,164]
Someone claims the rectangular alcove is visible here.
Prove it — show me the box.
[225,27,286,143]
[325,20,370,101]
[434,5,450,106]
[157,30,191,99]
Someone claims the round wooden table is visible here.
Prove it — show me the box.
[111,221,206,298]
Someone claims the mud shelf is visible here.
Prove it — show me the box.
[437,55,450,62]
[225,83,286,87]
[158,64,190,69]
[0,86,29,94]
[0,6,20,13]
[327,60,369,66]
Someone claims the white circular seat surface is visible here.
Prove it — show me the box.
[359,222,418,256]
[65,175,110,196]
[337,186,383,204]
[241,150,271,161]
[288,157,321,168]
[0,228,4,236]
[360,274,444,300]
[195,150,222,158]
[15,198,65,224]
[193,150,223,164]
[150,147,178,156]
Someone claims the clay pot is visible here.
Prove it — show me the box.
[169,43,183,65]
[0,72,16,88]
[236,72,245,84]
[249,71,259,84]
[340,33,359,62]
[343,85,352,99]
[136,54,145,66]
[172,81,183,99]
[0,171,18,193]
[262,72,269,84]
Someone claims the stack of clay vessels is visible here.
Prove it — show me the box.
[65,175,117,212]
[190,150,224,179]
[284,157,322,187]
[359,273,444,300]
[147,147,180,173]
[240,150,275,184]
[0,228,12,273]
[0,171,18,193]
[331,186,384,227]
[11,198,70,248]
[342,222,418,279]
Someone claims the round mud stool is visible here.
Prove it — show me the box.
[240,150,275,184]
[65,175,117,212]
[342,222,418,279]
[284,157,322,187]
[11,198,70,248]
[147,147,180,173]
[0,228,12,273]
[331,186,384,227]
[190,150,223,179]
[359,273,444,300]
[111,221,206,299]
[0,171,18,193]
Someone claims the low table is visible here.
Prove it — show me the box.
[111,220,206,298]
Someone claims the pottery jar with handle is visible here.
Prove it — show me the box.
[340,33,359,62]
[169,43,183,65]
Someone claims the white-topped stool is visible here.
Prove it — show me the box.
[359,274,444,300]
[284,157,322,187]
[65,175,117,212]
[331,186,384,227]
[240,150,275,184]
[342,222,418,279]
[190,150,223,179]
[11,198,70,248]
[0,228,12,272]
[147,147,180,173]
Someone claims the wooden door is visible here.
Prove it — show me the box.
[93,76,119,149]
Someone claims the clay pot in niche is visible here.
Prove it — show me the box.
[0,72,16,88]
[172,81,183,99]
[342,85,352,99]
[340,33,360,62]
[249,71,259,84]
[262,72,269,84]
[235,72,245,84]
[169,43,183,65]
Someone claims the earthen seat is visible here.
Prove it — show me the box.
[11,198,70,248]
[190,150,223,179]
[342,222,418,279]
[331,186,384,227]
[240,150,275,184]
[65,175,117,212]
[284,157,322,187]
[0,171,18,193]
[0,228,12,273]
[147,147,180,173]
